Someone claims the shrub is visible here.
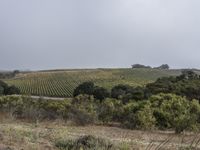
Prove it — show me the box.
[123,101,156,130]
[38,99,72,119]
[55,135,117,150]
[134,103,156,130]
[93,86,110,101]
[122,93,200,132]
[111,84,132,100]
[69,95,98,125]
[131,87,145,100]
[0,95,72,121]
[1,93,200,133]
[150,93,200,133]
[98,98,124,123]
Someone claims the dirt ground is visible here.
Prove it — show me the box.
[0,119,200,150]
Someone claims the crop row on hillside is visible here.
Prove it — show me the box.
[5,68,181,97]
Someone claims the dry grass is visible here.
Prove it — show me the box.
[0,115,200,150]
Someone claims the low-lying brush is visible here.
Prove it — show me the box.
[1,93,200,133]
[55,135,119,150]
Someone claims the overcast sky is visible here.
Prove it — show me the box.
[0,0,200,70]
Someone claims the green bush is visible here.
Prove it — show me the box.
[134,103,156,130]
[122,93,200,132]
[98,98,124,123]
[1,93,200,133]
[150,93,200,133]
[38,99,71,119]
[69,95,98,125]
[111,84,132,100]
[123,101,156,130]
[0,95,72,120]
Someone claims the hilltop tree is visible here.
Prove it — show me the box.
[131,64,151,69]
[155,64,169,70]
[13,70,20,74]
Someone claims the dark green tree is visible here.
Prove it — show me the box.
[155,64,169,69]
[111,84,133,99]
[132,87,145,100]
[0,80,20,95]
[93,87,110,101]
[73,81,95,97]
[0,86,4,95]
[5,85,20,95]
[0,80,8,90]
[146,71,200,101]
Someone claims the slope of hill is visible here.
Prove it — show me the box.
[4,68,182,97]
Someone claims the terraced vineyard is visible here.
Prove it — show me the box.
[5,68,182,97]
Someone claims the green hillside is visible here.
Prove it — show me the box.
[5,68,182,97]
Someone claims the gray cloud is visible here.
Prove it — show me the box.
[0,0,200,70]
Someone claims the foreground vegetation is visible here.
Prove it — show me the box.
[2,120,200,150]
[0,93,199,134]
[0,120,128,150]
[5,68,182,97]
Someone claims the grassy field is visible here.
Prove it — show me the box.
[5,68,182,97]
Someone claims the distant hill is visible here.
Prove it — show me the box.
[4,68,197,97]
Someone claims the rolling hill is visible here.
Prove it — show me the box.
[4,68,182,97]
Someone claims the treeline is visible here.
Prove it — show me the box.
[73,70,200,103]
[132,64,169,69]
[147,70,200,100]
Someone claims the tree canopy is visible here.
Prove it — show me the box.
[73,81,109,101]
[146,70,200,100]
[0,80,20,95]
